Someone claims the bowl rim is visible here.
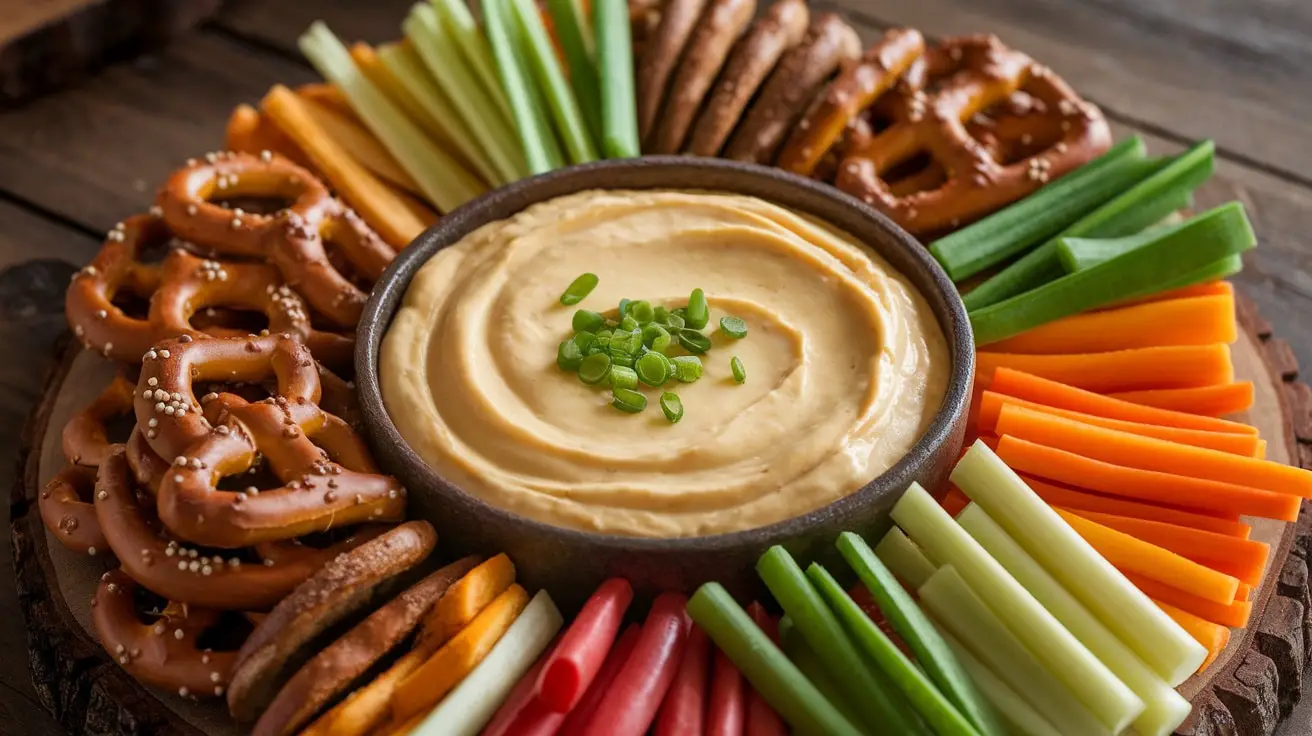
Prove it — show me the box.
[355,155,975,551]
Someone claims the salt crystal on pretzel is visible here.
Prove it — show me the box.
[39,465,107,556]
[268,206,394,329]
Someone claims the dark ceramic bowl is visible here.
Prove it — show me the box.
[356,157,974,611]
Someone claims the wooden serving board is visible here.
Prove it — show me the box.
[10,293,1312,735]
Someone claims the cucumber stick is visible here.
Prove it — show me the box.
[546,0,603,145]
[594,0,640,158]
[971,201,1255,345]
[508,0,598,164]
[482,0,563,174]
[875,526,940,590]
[934,626,1063,736]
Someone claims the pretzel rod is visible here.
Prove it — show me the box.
[62,369,137,467]
[39,465,107,555]
[636,0,710,142]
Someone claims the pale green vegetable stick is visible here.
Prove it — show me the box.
[431,0,515,121]
[482,0,561,174]
[875,526,939,589]
[509,0,598,164]
[934,625,1063,736]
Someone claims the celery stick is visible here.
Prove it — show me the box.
[970,201,1254,345]
[594,0,640,158]
[951,442,1208,685]
[509,0,598,164]
[405,5,527,183]
[431,0,514,122]
[930,137,1149,282]
[808,564,982,736]
[935,625,1062,736]
[957,504,1193,736]
[510,5,567,171]
[839,533,1003,736]
[377,43,505,186]
[891,485,1144,732]
[546,0,603,144]
[875,527,939,589]
[482,0,559,174]
[920,566,1111,736]
[688,584,864,736]
[757,546,928,734]
[778,616,868,730]
[299,23,486,212]
[964,140,1215,311]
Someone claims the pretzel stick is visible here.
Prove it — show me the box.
[636,0,710,142]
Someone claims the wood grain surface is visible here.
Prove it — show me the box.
[0,0,1309,733]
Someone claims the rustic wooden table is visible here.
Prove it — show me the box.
[2,0,1310,733]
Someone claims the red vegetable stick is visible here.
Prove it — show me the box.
[580,593,690,736]
[557,624,641,735]
[941,487,970,517]
[707,647,747,736]
[537,578,634,712]
[481,646,565,736]
[743,604,787,736]
[653,626,710,736]
[745,602,778,642]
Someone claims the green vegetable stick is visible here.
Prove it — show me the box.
[546,0,603,144]
[964,140,1215,311]
[686,583,864,736]
[838,532,1003,736]
[874,526,939,590]
[808,563,982,736]
[758,546,927,735]
[930,137,1149,282]
[594,0,640,158]
[890,486,1144,732]
[956,504,1192,736]
[509,0,598,164]
[934,622,1062,736]
[431,0,515,122]
[508,5,567,170]
[970,201,1255,345]
[298,22,487,212]
[482,0,560,174]
[778,617,867,729]
[919,566,1112,736]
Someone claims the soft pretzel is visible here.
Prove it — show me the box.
[151,249,312,344]
[94,569,241,698]
[156,152,335,258]
[778,28,926,177]
[635,0,710,142]
[65,214,171,361]
[723,13,862,164]
[39,465,107,556]
[647,0,757,154]
[685,0,810,157]
[835,35,1112,235]
[62,368,138,467]
[267,206,393,329]
[127,426,171,494]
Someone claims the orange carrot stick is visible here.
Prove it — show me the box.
[984,294,1237,354]
[977,391,1261,456]
[1155,600,1230,674]
[976,345,1234,393]
[1066,510,1270,586]
[1124,574,1252,628]
[1056,510,1239,605]
[940,487,970,517]
[225,104,261,153]
[297,82,357,119]
[996,404,1312,498]
[990,368,1257,435]
[298,95,425,196]
[1108,383,1255,418]
[1018,475,1251,537]
[997,436,1301,521]
[1101,280,1234,310]
[1236,583,1252,602]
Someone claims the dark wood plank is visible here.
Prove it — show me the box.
[215,0,413,50]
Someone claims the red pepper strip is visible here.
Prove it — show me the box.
[557,623,642,735]
[653,625,711,736]
[537,578,634,713]
[481,647,565,736]
[743,604,787,736]
[707,647,747,736]
[579,592,690,736]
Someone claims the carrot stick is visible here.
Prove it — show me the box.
[977,391,1261,455]
[537,578,634,712]
[1107,280,1233,310]
[990,368,1257,435]
[298,94,425,196]
[1067,510,1270,585]
[1109,383,1255,418]
[418,553,515,647]
[482,644,565,736]
[1056,509,1239,605]
[1236,583,1253,602]
[653,626,709,736]
[1154,600,1230,674]
[350,42,457,154]
[706,647,747,736]
[226,103,317,170]
[984,294,1237,354]
[390,185,440,227]
[581,593,690,736]
[743,605,787,736]
[559,624,642,735]
[1123,574,1252,628]
[976,344,1234,393]
[997,435,1301,521]
[940,487,970,518]
[996,404,1312,498]
[392,584,531,723]
[1019,474,1251,537]
[297,82,357,118]
[225,104,261,153]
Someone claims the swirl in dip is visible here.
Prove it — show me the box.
[380,190,949,538]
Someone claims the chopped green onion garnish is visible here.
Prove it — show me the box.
[609,365,638,390]
[620,315,639,331]
[642,323,670,351]
[572,331,597,352]
[719,316,748,339]
[678,329,712,354]
[672,355,703,382]
[618,298,631,318]
[635,352,670,386]
[654,305,669,324]
[730,356,746,383]
[612,387,647,413]
[578,352,612,384]
[592,329,613,352]
[557,339,584,370]
[609,328,642,355]
[610,349,635,368]
[573,309,606,333]
[654,351,675,380]
[686,288,709,329]
[660,392,683,423]
[628,300,655,324]
[560,273,599,305]
[666,312,685,329]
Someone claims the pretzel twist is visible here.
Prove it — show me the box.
[93,569,240,698]
[268,206,394,329]
[65,215,171,361]
[39,465,108,556]
[127,426,172,494]
[150,248,312,343]
[62,368,138,467]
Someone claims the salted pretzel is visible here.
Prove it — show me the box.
[156,151,336,258]
[777,28,927,177]
[62,368,138,467]
[127,426,172,493]
[723,13,863,164]
[151,248,312,343]
[636,0,710,142]
[95,449,385,610]
[39,466,108,556]
[93,569,240,698]
[267,205,393,328]
[834,35,1112,236]
[65,214,171,361]
[647,0,757,154]
[685,0,810,157]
